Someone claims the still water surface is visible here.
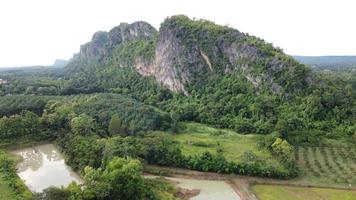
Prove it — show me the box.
[168,177,241,200]
[12,144,82,192]
[146,175,241,200]
[13,144,240,199]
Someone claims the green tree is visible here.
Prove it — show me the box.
[70,114,96,135]
[271,138,293,156]
[108,114,124,135]
[33,187,70,200]
[77,157,145,200]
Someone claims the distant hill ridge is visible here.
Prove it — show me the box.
[294,55,356,65]
[294,55,356,71]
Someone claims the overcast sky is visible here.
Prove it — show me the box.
[0,0,355,67]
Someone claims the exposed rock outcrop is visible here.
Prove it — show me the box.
[76,22,157,61]
[66,15,312,95]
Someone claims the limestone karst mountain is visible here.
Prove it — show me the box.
[65,15,312,96]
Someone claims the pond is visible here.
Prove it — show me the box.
[147,176,241,200]
[11,144,82,192]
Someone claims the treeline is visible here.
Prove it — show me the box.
[38,127,297,200]
[0,93,171,142]
[166,73,355,143]
[57,131,297,179]
[0,68,65,96]
[43,93,171,133]
[0,111,47,141]
[34,157,180,200]
[0,95,55,117]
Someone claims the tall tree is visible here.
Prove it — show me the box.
[108,114,124,135]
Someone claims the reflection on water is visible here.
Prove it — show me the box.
[146,176,241,200]
[12,144,82,192]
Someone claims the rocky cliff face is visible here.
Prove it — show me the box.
[134,20,210,95]
[132,16,311,95]
[67,15,312,95]
[75,22,157,61]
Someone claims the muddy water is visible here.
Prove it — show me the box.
[147,176,241,200]
[11,144,82,192]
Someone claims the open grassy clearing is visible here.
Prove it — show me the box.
[168,122,276,163]
[0,176,16,200]
[252,184,356,200]
[295,146,356,186]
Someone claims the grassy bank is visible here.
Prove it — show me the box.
[0,176,17,200]
[0,150,32,200]
[0,139,49,200]
[252,184,356,200]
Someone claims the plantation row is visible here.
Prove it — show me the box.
[296,146,356,184]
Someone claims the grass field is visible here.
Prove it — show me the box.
[0,148,33,200]
[295,146,356,186]
[0,172,17,200]
[168,122,275,163]
[252,184,356,200]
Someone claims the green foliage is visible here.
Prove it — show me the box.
[108,114,125,136]
[0,151,32,199]
[57,135,104,171]
[70,114,96,135]
[33,187,70,200]
[143,178,179,200]
[0,95,53,117]
[113,39,156,67]
[35,157,180,200]
[103,136,143,164]
[43,93,171,134]
[64,157,145,200]
[271,138,293,157]
[100,131,294,178]
[0,68,66,96]
[0,111,44,140]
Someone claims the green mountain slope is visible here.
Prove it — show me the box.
[65,15,312,96]
[52,15,356,140]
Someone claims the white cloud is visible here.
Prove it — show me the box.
[0,0,355,67]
